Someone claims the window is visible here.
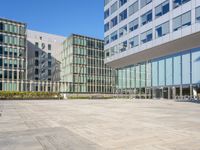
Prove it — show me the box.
[35,69,39,75]
[48,61,51,68]
[155,21,170,38]
[196,6,200,22]
[48,53,51,59]
[104,9,109,19]
[104,36,110,45]
[155,0,169,18]
[4,70,7,79]
[0,23,3,31]
[104,22,109,32]
[129,35,139,48]
[173,11,191,31]
[9,71,12,79]
[35,42,39,47]
[110,16,118,28]
[173,0,191,9]
[104,0,112,6]
[129,1,138,16]
[111,31,118,42]
[35,51,39,57]
[0,47,2,55]
[0,34,3,43]
[35,60,39,66]
[129,18,139,32]
[119,9,127,22]
[141,29,153,44]
[48,70,51,76]
[119,25,127,37]
[111,2,118,14]
[119,0,127,7]
[141,0,152,8]
[119,41,127,52]
[141,10,152,26]
[48,44,51,50]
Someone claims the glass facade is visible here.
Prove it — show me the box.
[0,18,27,91]
[116,47,200,99]
[61,35,115,93]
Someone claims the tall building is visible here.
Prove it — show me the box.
[104,0,200,99]
[27,30,65,82]
[61,34,115,93]
[0,18,27,91]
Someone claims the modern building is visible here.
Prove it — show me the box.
[27,30,65,82]
[0,18,27,91]
[61,34,115,93]
[104,0,200,99]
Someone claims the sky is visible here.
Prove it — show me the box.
[0,0,104,39]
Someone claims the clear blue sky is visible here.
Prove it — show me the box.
[0,0,104,39]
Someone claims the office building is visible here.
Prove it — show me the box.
[0,18,26,91]
[27,30,65,82]
[104,0,200,99]
[61,34,115,93]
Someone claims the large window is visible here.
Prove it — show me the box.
[155,21,170,38]
[173,11,191,31]
[141,29,153,44]
[129,1,138,16]
[141,10,152,26]
[119,25,127,38]
[110,16,118,28]
[111,1,118,14]
[196,6,200,23]
[119,0,127,7]
[173,0,191,9]
[119,41,127,52]
[119,9,127,22]
[111,31,118,42]
[155,0,170,18]
[104,9,109,19]
[104,36,110,45]
[129,35,139,48]
[104,22,109,32]
[140,0,152,8]
[129,18,139,32]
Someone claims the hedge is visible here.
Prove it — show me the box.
[0,91,63,100]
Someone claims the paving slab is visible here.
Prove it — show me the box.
[0,99,200,150]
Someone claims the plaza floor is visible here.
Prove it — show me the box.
[0,99,200,150]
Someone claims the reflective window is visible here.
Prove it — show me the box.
[119,25,127,37]
[158,59,165,86]
[173,55,181,85]
[141,10,152,26]
[140,0,152,8]
[119,0,127,7]
[110,16,118,28]
[173,11,191,31]
[192,49,200,84]
[155,21,170,38]
[155,0,169,18]
[196,6,200,23]
[129,1,138,16]
[129,35,139,48]
[119,9,127,22]
[129,18,139,32]
[141,29,153,44]
[104,36,110,45]
[173,0,191,9]
[182,53,191,84]
[152,61,158,87]
[111,31,118,42]
[119,40,127,52]
[166,57,173,85]
[104,9,109,19]
[111,1,118,14]
[104,22,109,32]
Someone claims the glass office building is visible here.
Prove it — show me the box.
[61,34,115,93]
[0,18,26,91]
[104,0,200,99]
